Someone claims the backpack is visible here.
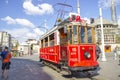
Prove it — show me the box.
[1,51,9,60]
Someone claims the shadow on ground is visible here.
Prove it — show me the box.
[0,58,53,80]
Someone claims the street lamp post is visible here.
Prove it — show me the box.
[99,8,107,61]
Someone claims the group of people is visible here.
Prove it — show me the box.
[0,46,12,79]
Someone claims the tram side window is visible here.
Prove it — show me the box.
[59,28,67,46]
[73,26,78,44]
[49,34,54,46]
[80,27,85,43]
[87,27,92,43]
[41,40,43,48]
[70,27,72,44]
[45,37,48,47]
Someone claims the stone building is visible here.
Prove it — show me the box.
[26,39,39,54]
[0,31,12,51]
[90,18,119,53]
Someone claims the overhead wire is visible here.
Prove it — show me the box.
[38,0,73,29]
[53,0,73,26]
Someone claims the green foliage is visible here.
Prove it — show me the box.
[30,44,33,50]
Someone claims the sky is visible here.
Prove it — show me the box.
[0,0,120,43]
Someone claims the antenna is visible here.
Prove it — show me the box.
[77,0,80,16]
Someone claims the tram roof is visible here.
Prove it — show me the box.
[39,18,94,40]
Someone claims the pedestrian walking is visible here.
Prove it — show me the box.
[0,46,12,79]
[114,46,118,60]
[96,42,101,60]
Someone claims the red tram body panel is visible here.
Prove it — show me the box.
[40,44,98,67]
[40,45,60,64]
[68,44,98,67]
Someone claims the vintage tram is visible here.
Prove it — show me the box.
[39,13,99,76]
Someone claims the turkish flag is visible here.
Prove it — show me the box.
[76,15,82,22]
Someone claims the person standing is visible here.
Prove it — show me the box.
[114,46,118,60]
[96,42,101,60]
[0,46,12,79]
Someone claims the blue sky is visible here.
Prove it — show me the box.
[0,0,120,43]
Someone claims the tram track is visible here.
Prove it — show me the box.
[59,71,100,80]
[70,77,102,80]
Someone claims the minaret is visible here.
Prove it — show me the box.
[77,0,80,16]
[111,0,117,24]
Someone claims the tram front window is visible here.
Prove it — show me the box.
[80,27,85,43]
[73,26,78,44]
[80,27,92,43]
[87,27,92,43]
[67,25,93,44]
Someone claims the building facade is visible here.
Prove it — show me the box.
[18,44,28,56]
[0,31,12,51]
[90,18,119,52]
[26,39,39,54]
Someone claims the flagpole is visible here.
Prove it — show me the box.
[99,7,107,61]
[77,0,80,16]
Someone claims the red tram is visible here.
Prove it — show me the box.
[39,13,99,76]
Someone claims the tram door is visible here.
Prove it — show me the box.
[59,27,68,61]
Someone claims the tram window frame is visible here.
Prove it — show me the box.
[80,27,85,43]
[67,25,79,45]
[45,37,48,47]
[59,27,68,46]
[73,25,78,44]
[41,40,43,48]
[67,25,94,44]
[49,33,54,46]
[69,26,72,44]
[87,27,92,43]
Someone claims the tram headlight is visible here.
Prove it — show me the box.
[84,52,91,59]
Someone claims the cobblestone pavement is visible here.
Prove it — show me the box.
[0,58,54,80]
[0,53,120,80]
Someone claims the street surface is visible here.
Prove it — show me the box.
[0,53,120,80]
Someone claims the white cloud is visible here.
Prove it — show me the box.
[33,28,44,35]
[98,0,111,8]
[23,0,54,15]
[1,16,35,28]
[1,16,16,24]
[16,19,35,28]
[26,32,37,38]
[4,28,30,42]
[4,27,40,43]
[98,0,120,8]
[1,16,45,42]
